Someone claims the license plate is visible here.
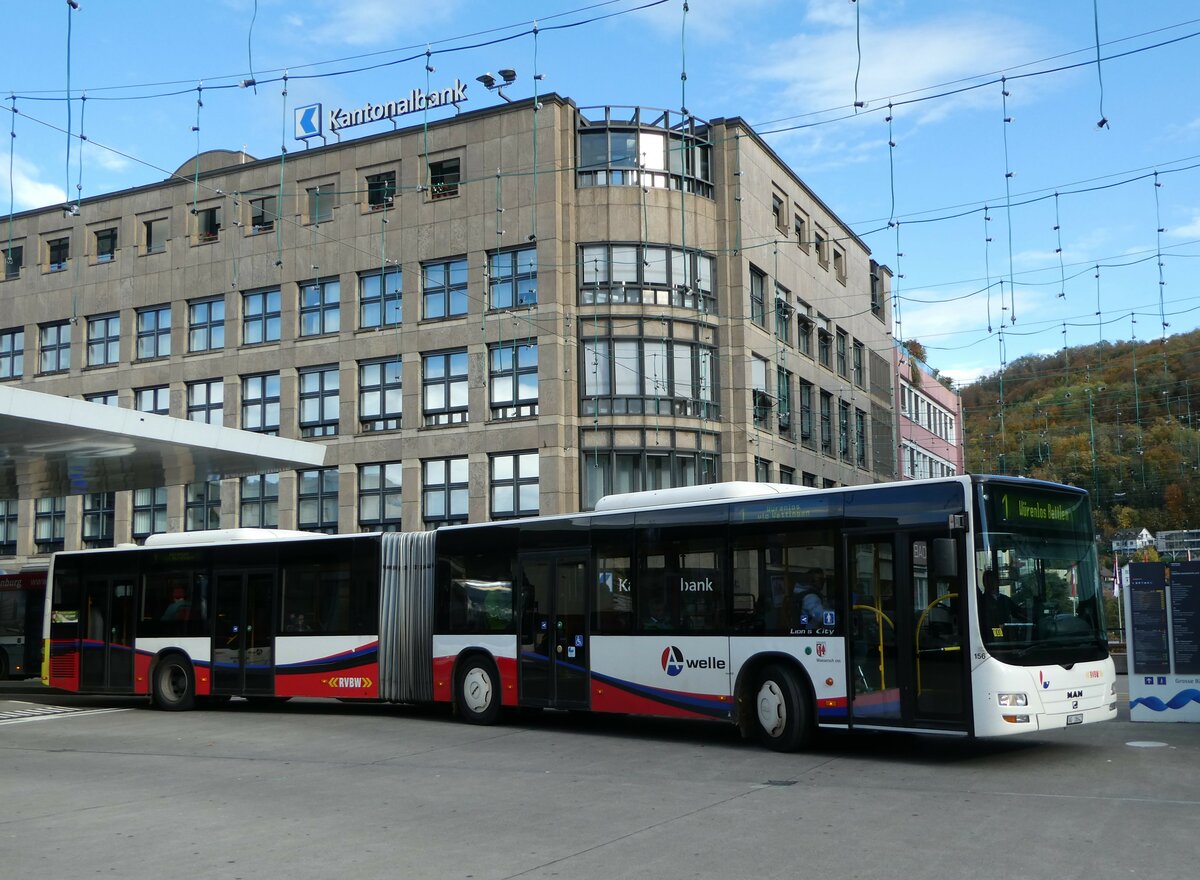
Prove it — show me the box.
[1067,713,1083,725]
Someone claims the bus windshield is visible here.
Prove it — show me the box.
[975,482,1107,666]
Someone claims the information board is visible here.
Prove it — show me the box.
[1126,561,1200,723]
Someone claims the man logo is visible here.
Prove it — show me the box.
[661,646,685,677]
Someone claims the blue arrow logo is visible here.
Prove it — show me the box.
[295,104,321,139]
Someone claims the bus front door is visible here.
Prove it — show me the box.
[79,576,135,692]
[517,553,589,709]
[847,531,968,731]
[212,569,276,696]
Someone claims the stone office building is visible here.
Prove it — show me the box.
[0,93,894,563]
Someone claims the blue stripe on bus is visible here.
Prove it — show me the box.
[275,643,378,675]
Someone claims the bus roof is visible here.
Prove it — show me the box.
[593,481,814,511]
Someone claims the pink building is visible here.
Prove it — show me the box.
[894,344,964,480]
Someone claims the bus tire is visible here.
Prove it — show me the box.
[152,654,196,711]
[752,663,812,752]
[456,655,501,725]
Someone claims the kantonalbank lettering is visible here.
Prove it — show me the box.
[680,577,714,592]
[328,81,469,132]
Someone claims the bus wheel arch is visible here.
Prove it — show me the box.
[151,651,196,711]
[736,655,814,752]
[454,651,501,725]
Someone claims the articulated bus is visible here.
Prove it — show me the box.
[42,475,1116,750]
[1,569,46,679]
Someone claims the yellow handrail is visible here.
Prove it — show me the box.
[852,604,894,689]
[915,593,959,695]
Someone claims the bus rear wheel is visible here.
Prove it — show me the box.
[456,656,501,725]
[152,654,195,711]
[752,663,812,752]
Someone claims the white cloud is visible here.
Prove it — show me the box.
[636,0,779,41]
[299,0,465,47]
[0,156,66,212]
[1168,210,1200,239]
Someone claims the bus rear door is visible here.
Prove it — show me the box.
[80,573,136,693]
[517,552,589,709]
[846,530,968,732]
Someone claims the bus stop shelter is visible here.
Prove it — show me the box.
[0,385,325,498]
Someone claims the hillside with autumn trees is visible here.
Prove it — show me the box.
[960,328,1200,539]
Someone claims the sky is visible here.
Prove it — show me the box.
[2,0,1199,388]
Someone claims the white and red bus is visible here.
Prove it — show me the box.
[43,475,1117,750]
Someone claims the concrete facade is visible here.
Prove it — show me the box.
[0,95,893,564]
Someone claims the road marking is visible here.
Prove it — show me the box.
[0,704,130,725]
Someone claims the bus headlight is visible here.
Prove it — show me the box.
[997,693,1028,707]
[1002,714,1031,724]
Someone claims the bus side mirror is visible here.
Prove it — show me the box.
[931,539,958,578]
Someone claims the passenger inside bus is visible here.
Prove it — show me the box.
[787,568,829,630]
[160,587,191,622]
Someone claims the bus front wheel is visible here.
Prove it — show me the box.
[753,664,811,752]
[152,654,196,711]
[456,656,501,725]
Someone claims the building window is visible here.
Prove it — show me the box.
[34,496,66,553]
[300,278,341,337]
[423,350,468,426]
[489,247,538,309]
[428,157,460,200]
[0,328,24,379]
[3,244,22,280]
[39,322,71,374]
[358,357,402,432]
[358,462,402,531]
[490,451,539,519]
[196,206,221,242]
[86,313,120,367]
[307,185,333,224]
[242,288,281,345]
[422,258,468,319]
[777,367,792,434]
[299,365,340,438]
[794,212,808,251]
[751,355,770,426]
[836,330,848,378]
[187,379,224,425]
[185,480,221,531]
[188,297,225,352]
[85,391,118,407]
[241,373,280,434]
[779,465,796,485]
[771,193,785,231]
[833,248,847,284]
[774,286,792,345]
[423,457,468,525]
[132,487,168,540]
[839,400,851,460]
[579,243,716,313]
[82,493,116,549]
[818,328,832,369]
[240,474,279,528]
[580,448,720,510]
[749,266,766,327]
[820,391,833,456]
[797,314,813,358]
[853,341,865,388]
[871,263,884,318]
[814,229,828,267]
[489,342,538,419]
[135,385,170,415]
[755,457,771,482]
[298,468,339,533]
[366,171,396,210]
[95,228,118,263]
[1,499,19,555]
[359,268,402,328]
[576,117,713,197]
[581,333,717,419]
[48,237,69,272]
[250,196,277,233]
[144,218,168,254]
[136,305,171,360]
[856,408,868,468]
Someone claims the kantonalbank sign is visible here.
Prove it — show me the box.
[294,79,469,140]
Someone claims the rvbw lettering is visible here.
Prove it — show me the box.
[680,577,714,592]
